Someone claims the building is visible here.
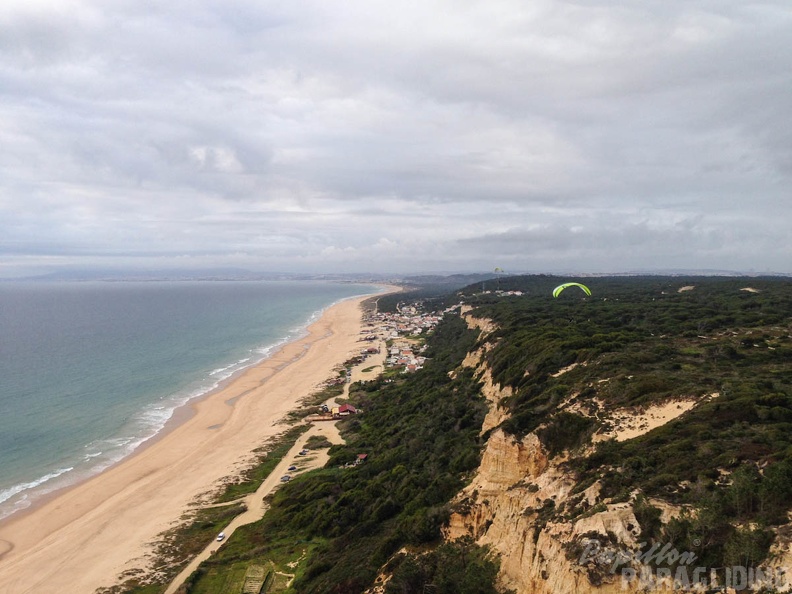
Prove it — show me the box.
[338,404,357,416]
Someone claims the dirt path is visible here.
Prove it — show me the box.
[163,345,383,593]
[163,421,341,594]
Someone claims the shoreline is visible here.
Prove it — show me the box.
[0,286,384,527]
[0,286,396,593]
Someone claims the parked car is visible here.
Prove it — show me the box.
[280,475,291,482]
[287,465,298,471]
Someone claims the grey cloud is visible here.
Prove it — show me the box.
[1,0,791,275]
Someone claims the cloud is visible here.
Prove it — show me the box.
[1,0,791,276]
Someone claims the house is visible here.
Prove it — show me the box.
[355,453,368,465]
[338,404,357,416]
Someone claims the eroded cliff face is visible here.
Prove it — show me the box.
[446,313,675,593]
[461,348,511,435]
[459,311,512,434]
[444,374,792,594]
[460,305,498,338]
[449,310,792,594]
[446,427,653,594]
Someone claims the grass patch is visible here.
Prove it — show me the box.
[304,435,333,450]
[216,425,310,503]
[184,561,275,594]
[184,529,327,593]
[284,383,345,423]
[183,561,250,593]
[108,422,312,592]
[300,383,344,408]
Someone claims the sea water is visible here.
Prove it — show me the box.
[0,280,377,521]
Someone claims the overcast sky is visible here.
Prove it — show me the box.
[2,0,791,277]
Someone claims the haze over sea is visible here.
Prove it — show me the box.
[0,280,377,521]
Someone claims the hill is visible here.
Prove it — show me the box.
[120,275,792,593]
[444,274,792,592]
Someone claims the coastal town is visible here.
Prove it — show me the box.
[356,302,447,377]
[304,301,442,424]
[363,304,440,373]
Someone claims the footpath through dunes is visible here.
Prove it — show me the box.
[0,294,383,594]
[163,425,339,594]
[164,330,390,593]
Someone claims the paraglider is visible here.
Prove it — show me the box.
[553,282,592,298]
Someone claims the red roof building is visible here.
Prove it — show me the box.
[338,404,357,415]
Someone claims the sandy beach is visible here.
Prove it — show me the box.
[0,291,386,594]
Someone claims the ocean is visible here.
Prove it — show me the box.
[0,280,378,521]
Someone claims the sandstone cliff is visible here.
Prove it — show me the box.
[447,311,645,592]
[446,425,653,593]
[370,304,792,594]
[446,311,758,594]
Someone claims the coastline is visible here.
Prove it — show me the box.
[0,287,394,593]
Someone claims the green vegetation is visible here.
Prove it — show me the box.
[182,561,274,594]
[183,314,494,593]
[383,537,503,594]
[217,425,310,503]
[458,275,792,572]
[104,426,310,594]
[118,275,792,593]
[536,411,596,456]
[285,382,345,423]
[304,434,333,450]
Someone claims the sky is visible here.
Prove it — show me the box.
[2,0,791,277]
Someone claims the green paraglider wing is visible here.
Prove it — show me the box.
[552,282,592,298]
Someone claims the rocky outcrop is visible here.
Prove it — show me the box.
[443,387,741,594]
[442,346,692,594]
[464,360,511,434]
[460,306,497,339]
[459,336,512,434]
[447,426,652,593]
[478,368,512,434]
[448,317,791,593]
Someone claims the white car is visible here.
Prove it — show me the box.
[216,532,225,542]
